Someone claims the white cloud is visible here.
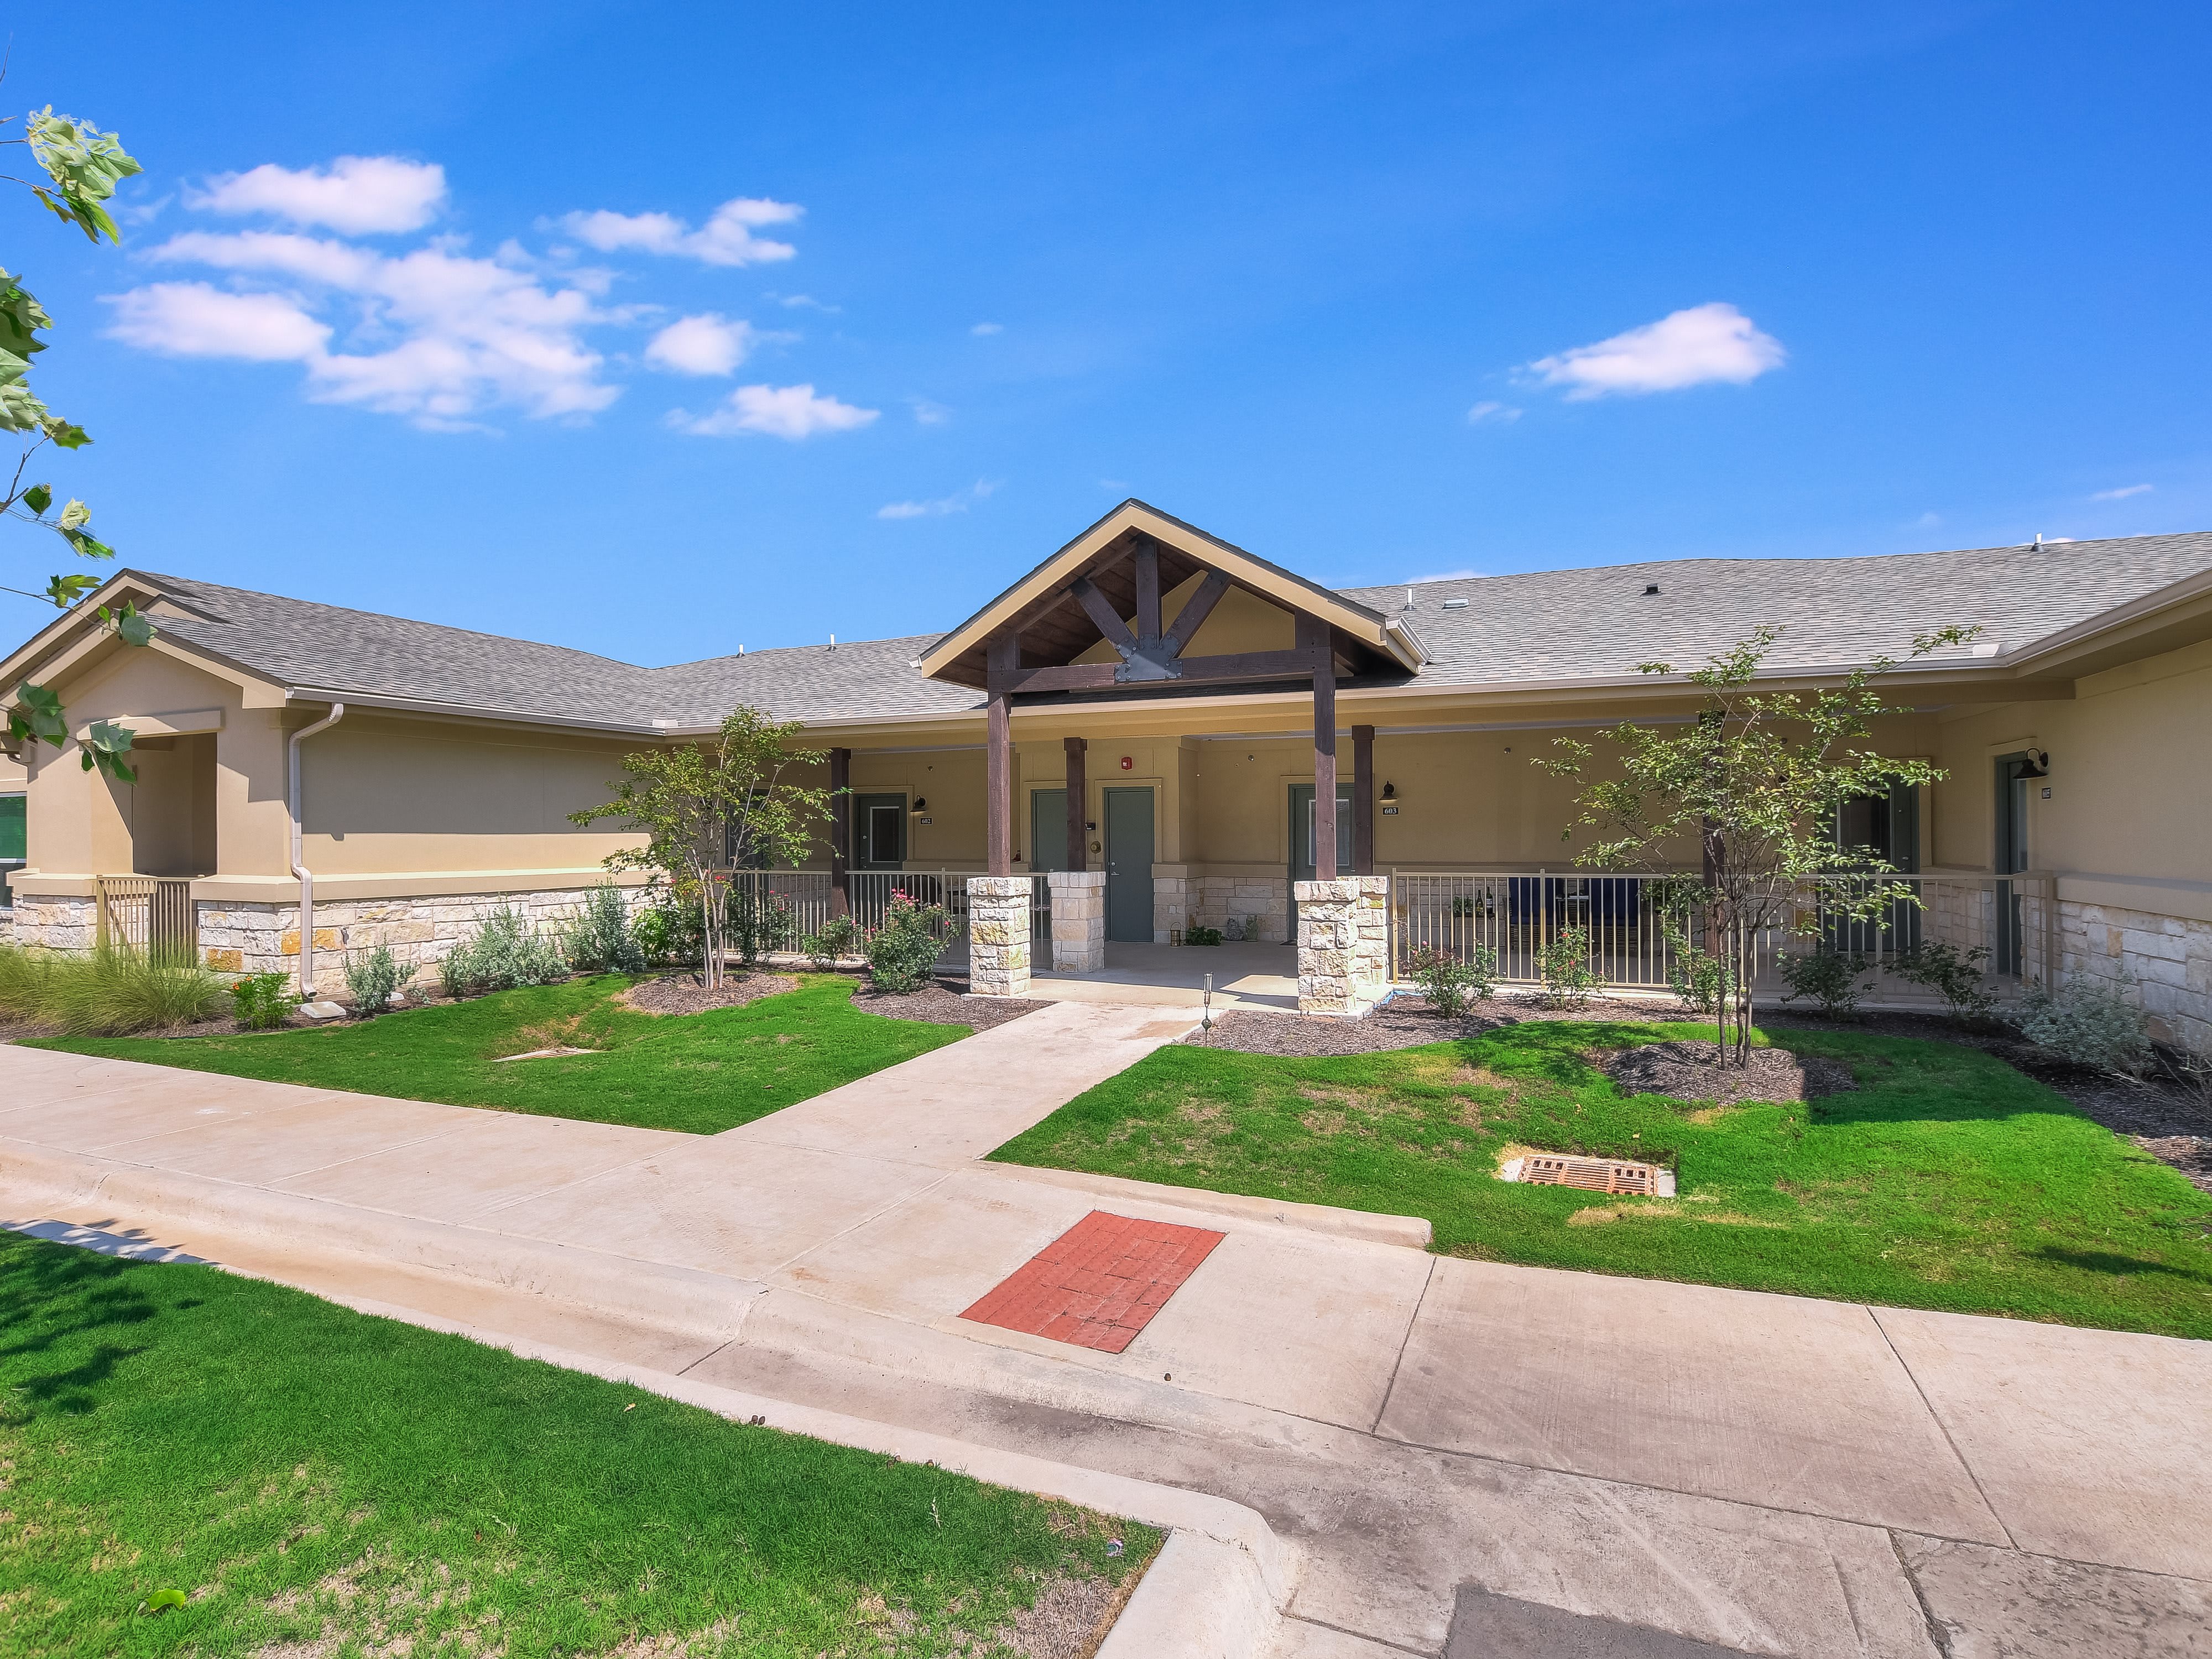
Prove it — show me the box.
[1912,512,1942,529]
[907,397,951,425]
[1465,400,1520,424]
[105,283,331,361]
[877,478,1000,519]
[770,292,839,312]
[1528,302,1785,398]
[129,227,614,425]
[560,197,801,267]
[2090,483,2153,500]
[645,314,759,376]
[970,321,1003,336]
[672,383,878,440]
[195,156,446,234]
[1407,568,1479,583]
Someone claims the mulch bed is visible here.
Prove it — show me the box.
[849,980,1042,1030]
[1190,992,1676,1057]
[1604,1039,1854,1105]
[620,972,797,1015]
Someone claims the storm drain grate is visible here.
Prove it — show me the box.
[1501,1153,1673,1197]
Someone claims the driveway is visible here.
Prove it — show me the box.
[4,1017,2209,1657]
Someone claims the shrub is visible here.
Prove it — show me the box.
[2016,977,2152,1073]
[231,971,297,1031]
[729,885,796,965]
[0,943,60,1019]
[799,914,861,970]
[1666,947,1730,1018]
[1536,925,1603,1009]
[1183,925,1223,946]
[865,890,946,994]
[631,893,701,968]
[1778,949,1876,1019]
[564,881,648,974]
[14,943,231,1036]
[1893,940,1996,1022]
[440,907,568,999]
[343,944,416,1015]
[1407,942,1498,1018]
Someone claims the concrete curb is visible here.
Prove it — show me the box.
[1095,1530,1280,1659]
[986,1160,1433,1249]
[0,1138,765,1340]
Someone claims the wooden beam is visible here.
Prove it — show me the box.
[987,634,1019,876]
[1069,576,1139,656]
[1163,569,1231,656]
[1133,540,1161,643]
[988,646,1328,696]
[1065,737,1087,872]
[1300,616,1338,880]
[828,747,852,916]
[1351,724,1374,877]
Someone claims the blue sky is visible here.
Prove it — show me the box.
[10,1,2209,665]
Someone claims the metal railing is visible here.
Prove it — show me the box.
[726,869,1050,957]
[1389,870,2056,994]
[93,875,199,958]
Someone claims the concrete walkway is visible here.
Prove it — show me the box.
[4,1017,2210,1658]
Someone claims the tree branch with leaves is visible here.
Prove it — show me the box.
[568,708,834,989]
[2,100,145,781]
[1536,623,1978,1066]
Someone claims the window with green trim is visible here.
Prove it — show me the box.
[0,794,25,862]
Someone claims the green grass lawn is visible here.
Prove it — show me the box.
[989,1021,2212,1340]
[25,974,963,1135]
[0,1230,1157,1659]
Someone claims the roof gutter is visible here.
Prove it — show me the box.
[289,702,345,998]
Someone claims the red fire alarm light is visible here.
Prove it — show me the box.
[1119,755,1134,770]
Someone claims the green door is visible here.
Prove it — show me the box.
[1104,787,1154,942]
[1287,782,1353,926]
[1029,788,1068,873]
[854,794,905,869]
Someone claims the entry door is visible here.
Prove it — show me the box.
[1029,788,1068,873]
[854,793,906,869]
[1828,782,1922,954]
[1104,787,1154,942]
[1287,782,1354,925]
[1994,755,2033,974]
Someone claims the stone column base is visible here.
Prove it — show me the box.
[1048,869,1107,972]
[967,875,1034,997]
[1294,875,1390,1016]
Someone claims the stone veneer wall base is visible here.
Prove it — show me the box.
[1293,875,1390,1016]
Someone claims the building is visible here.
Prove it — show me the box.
[4,501,2209,1041]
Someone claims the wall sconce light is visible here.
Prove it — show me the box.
[1380,781,1396,800]
[912,796,927,811]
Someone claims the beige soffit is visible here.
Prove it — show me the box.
[910,499,1427,679]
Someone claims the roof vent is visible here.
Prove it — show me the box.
[1644,583,1660,596]
[1442,597,1469,610]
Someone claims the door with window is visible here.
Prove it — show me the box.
[1827,781,1921,954]
[1104,786,1154,942]
[1287,781,1353,928]
[854,793,906,869]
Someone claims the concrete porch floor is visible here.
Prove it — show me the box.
[1030,941,1300,1011]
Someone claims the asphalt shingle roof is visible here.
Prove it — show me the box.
[114,530,2212,729]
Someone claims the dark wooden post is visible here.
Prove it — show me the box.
[1300,616,1337,879]
[1064,736,1087,872]
[828,747,852,916]
[987,633,1019,876]
[1352,724,1375,876]
[1133,538,1161,642]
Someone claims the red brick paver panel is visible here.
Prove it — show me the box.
[960,1209,1228,1354]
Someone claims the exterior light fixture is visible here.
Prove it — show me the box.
[912,796,927,811]
[1381,781,1396,800]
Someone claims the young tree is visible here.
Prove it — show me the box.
[3,101,147,780]
[569,708,833,988]
[1537,623,1976,1066]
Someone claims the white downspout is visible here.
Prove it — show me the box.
[289,702,345,997]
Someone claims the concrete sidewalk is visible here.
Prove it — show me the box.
[4,1022,2210,1657]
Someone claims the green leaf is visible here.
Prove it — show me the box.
[83,718,137,782]
[102,602,154,648]
[44,573,98,607]
[0,268,53,362]
[11,682,68,748]
[56,498,90,532]
[40,414,91,448]
[136,1588,188,1617]
[27,109,143,245]
[0,378,48,434]
[22,483,51,516]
